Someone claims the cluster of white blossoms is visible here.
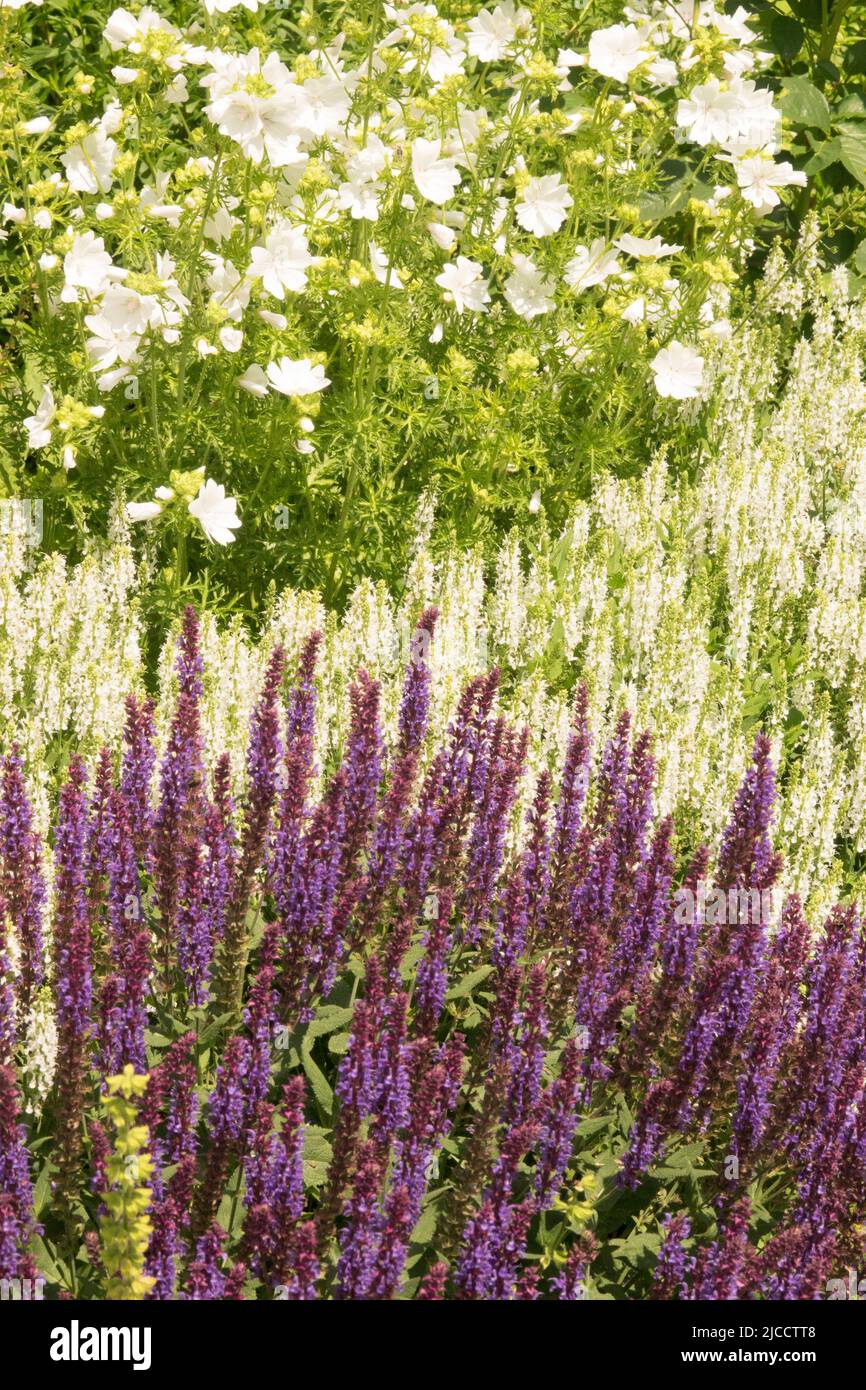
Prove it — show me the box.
[2,0,811,537]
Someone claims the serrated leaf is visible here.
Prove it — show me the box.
[839,131,866,185]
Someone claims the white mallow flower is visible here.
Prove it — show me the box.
[23,385,55,449]
[676,79,744,146]
[370,243,404,290]
[202,49,307,168]
[104,6,179,51]
[60,128,117,194]
[564,238,620,291]
[61,231,125,302]
[435,257,490,315]
[428,220,456,251]
[22,116,51,135]
[238,363,269,396]
[515,173,572,237]
[466,2,532,62]
[586,23,651,83]
[650,340,704,399]
[614,233,682,259]
[266,357,331,397]
[248,221,312,297]
[188,479,241,545]
[337,177,383,222]
[504,253,556,320]
[204,253,251,321]
[732,154,806,215]
[412,138,461,205]
[677,76,779,149]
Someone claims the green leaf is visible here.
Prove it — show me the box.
[804,137,842,174]
[844,39,866,76]
[779,76,830,131]
[839,131,866,184]
[769,15,804,61]
[444,964,493,1000]
[854,238,866,275]
[301,1036,334,1117]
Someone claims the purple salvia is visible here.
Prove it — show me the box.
[650,1213,694,1300]
[334,1139,387,1300]
[184,1223,228,1300]
[153,608,205,984]
[396,608,438,757]
[0,745,46,1018]
[535,1038,582,1208]
[218,646,286,1012]
[0,1065,39,1278]
[103,790,149,1072]
[120,694,157,864]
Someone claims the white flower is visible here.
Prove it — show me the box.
[428,219,457,251]
[677,76,779,149]
[337,177,383,222]
[515,173,572,237]
[127,500,163,522]
[732,154,806,215]
[188,479,241,545]
[204,254,251,321]
[504,253,556,319]
[435,257,490,314]
[238,363,269,396]
[370,242,404,290]
[2,203,25,225]
[676,79,743,146]
[61,231,124,302]
[60,128,118,194]
[586,24,651,83]
[266,356,331,396]
[202,49,307,168]
[24,385,55,449]
[650,340,704,399]
[248,220,312,297]
[564,238,620,291]
[219,325,244,352]
[412,137,460,205]
[466,2,531,62]
[614,233,682,259]
[22,116,51,135]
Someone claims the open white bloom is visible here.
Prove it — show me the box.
[60,128,117,194]
[61,231,125,302]
[23,384,55,449]
[337,177,383,222]
[650,340,704,399]
[564,238,620,291]
[412,138,460,205]
[515,173,572,237]
[205,254,251,321]
[435,257,490,314]
[614,233,682,259]
[248,221,312,297]
[504,253,556,319]
[202,49,306,168]
[678,76,779,149]
[370,242,404,289]
[732,154,806,215]
[104,6,178,51]
[466,2,531,62]
[676,79,744,146]
[238,363,269,396]
[266,357,331,397]
[587,23,651,83]
[188,479,241,545]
